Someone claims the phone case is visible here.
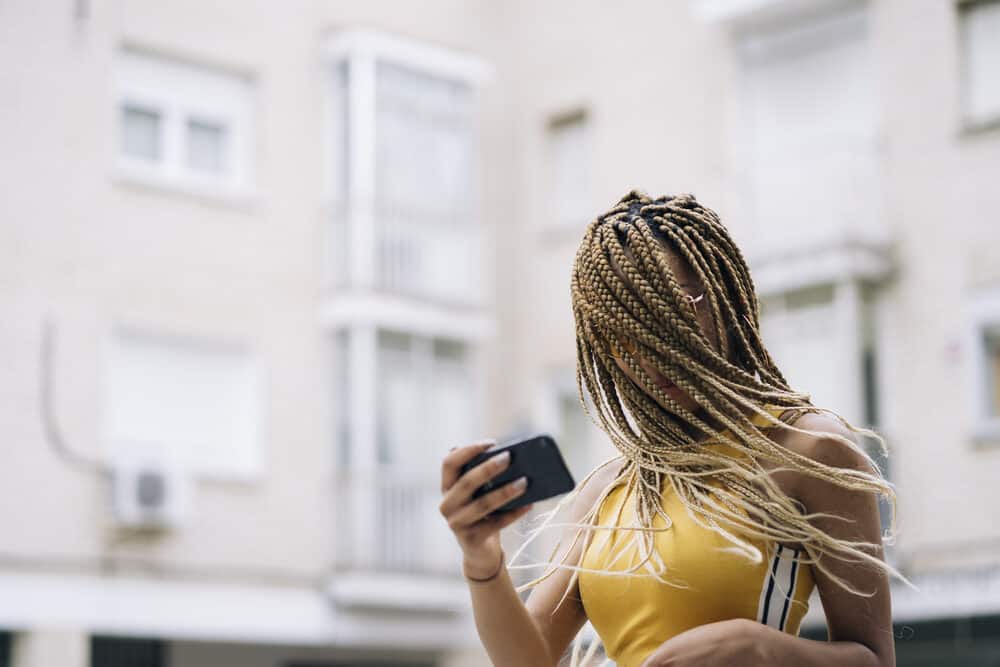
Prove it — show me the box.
[459,433,576,515]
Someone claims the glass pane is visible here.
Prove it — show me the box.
[376,330,420,467]
[987,328,1000,418]
[430,339,475,455]
[760,293,839,410]
[121,105,162,161]
[334,330,351,467]
[550,112,591,227]
[962,0,1000,124]
[332,59,350,204]
[186,118,228,174]
[738,8,878,250]
[557,389,590,480]
[375,61,474,221]
[372,62,479,303]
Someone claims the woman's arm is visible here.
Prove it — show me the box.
[441,445,618,667]
[642,413,896,667]
[762,413,896,666]
[639,617,883,667]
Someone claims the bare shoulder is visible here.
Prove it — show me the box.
[768,410,880,501]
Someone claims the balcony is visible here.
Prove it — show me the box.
[328,468,470,613]
[327,198,483,308]
[322,30,489,316]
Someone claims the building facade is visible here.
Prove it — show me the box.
[1,0,999,666]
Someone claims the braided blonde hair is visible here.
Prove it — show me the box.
[506,190,912,665]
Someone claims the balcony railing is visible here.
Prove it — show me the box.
[333,467,462,577]
[328,199,483,307]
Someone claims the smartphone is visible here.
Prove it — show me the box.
[459,433,576,516]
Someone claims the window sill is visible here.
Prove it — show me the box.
[971,420,1000,448]
[112,164,260,212]
[959,115,1000,140]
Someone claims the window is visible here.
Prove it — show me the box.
[375,62,475,220]
[987,328,1000,418]
[333,330,351,467]
[759,284,840,410]
[115,48,254,199]
[979,324,1000,434]
[554,383,596,482]
[737,6,880,254]
[967,289,1000,444]
[324,30,487,304]
[548,110,591,228]
[333,328,480,573]
[374,330,478,473]
[185,118,228,173]
[535,371,605,485]
[959,0,1000,129]
[103,329,262,479]
[120,106,162,161]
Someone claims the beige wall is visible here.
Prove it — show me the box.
[0,0,502,582]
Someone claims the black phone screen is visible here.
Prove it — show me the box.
[458,434,576,515]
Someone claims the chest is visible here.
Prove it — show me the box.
[577,483,814,666]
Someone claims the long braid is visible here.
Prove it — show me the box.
[508,190,911,666]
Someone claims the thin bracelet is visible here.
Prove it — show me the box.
[464,549,505,584]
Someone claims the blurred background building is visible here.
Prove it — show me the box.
[1,0,998,665]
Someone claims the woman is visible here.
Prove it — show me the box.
[438,191,909,666]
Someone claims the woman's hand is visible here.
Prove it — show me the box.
[438,440,534,578]
[639,618,763,667]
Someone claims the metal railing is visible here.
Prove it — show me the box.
[327,198,483,306]
[333,467,462,577]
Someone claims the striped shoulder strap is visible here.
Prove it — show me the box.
[755,543,803,632]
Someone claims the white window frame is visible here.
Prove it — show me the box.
[320,29,491,290]
[546,108,593,230]
[101,325,265,482]
[965,288,1000,445]
[113,47,256,204]
[957,0,1000,132]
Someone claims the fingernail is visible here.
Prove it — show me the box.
[497,451,511,464]
[514,476,527,489]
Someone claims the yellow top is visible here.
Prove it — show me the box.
[578,404,815,667]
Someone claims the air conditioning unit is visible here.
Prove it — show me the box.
[111,448,191,530]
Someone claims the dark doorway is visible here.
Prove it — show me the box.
[91,636,167,667]
[803,615,1000,666]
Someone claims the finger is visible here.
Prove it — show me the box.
[440,439,496,494]
[440,450,513,517]
[446,475,527,530]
